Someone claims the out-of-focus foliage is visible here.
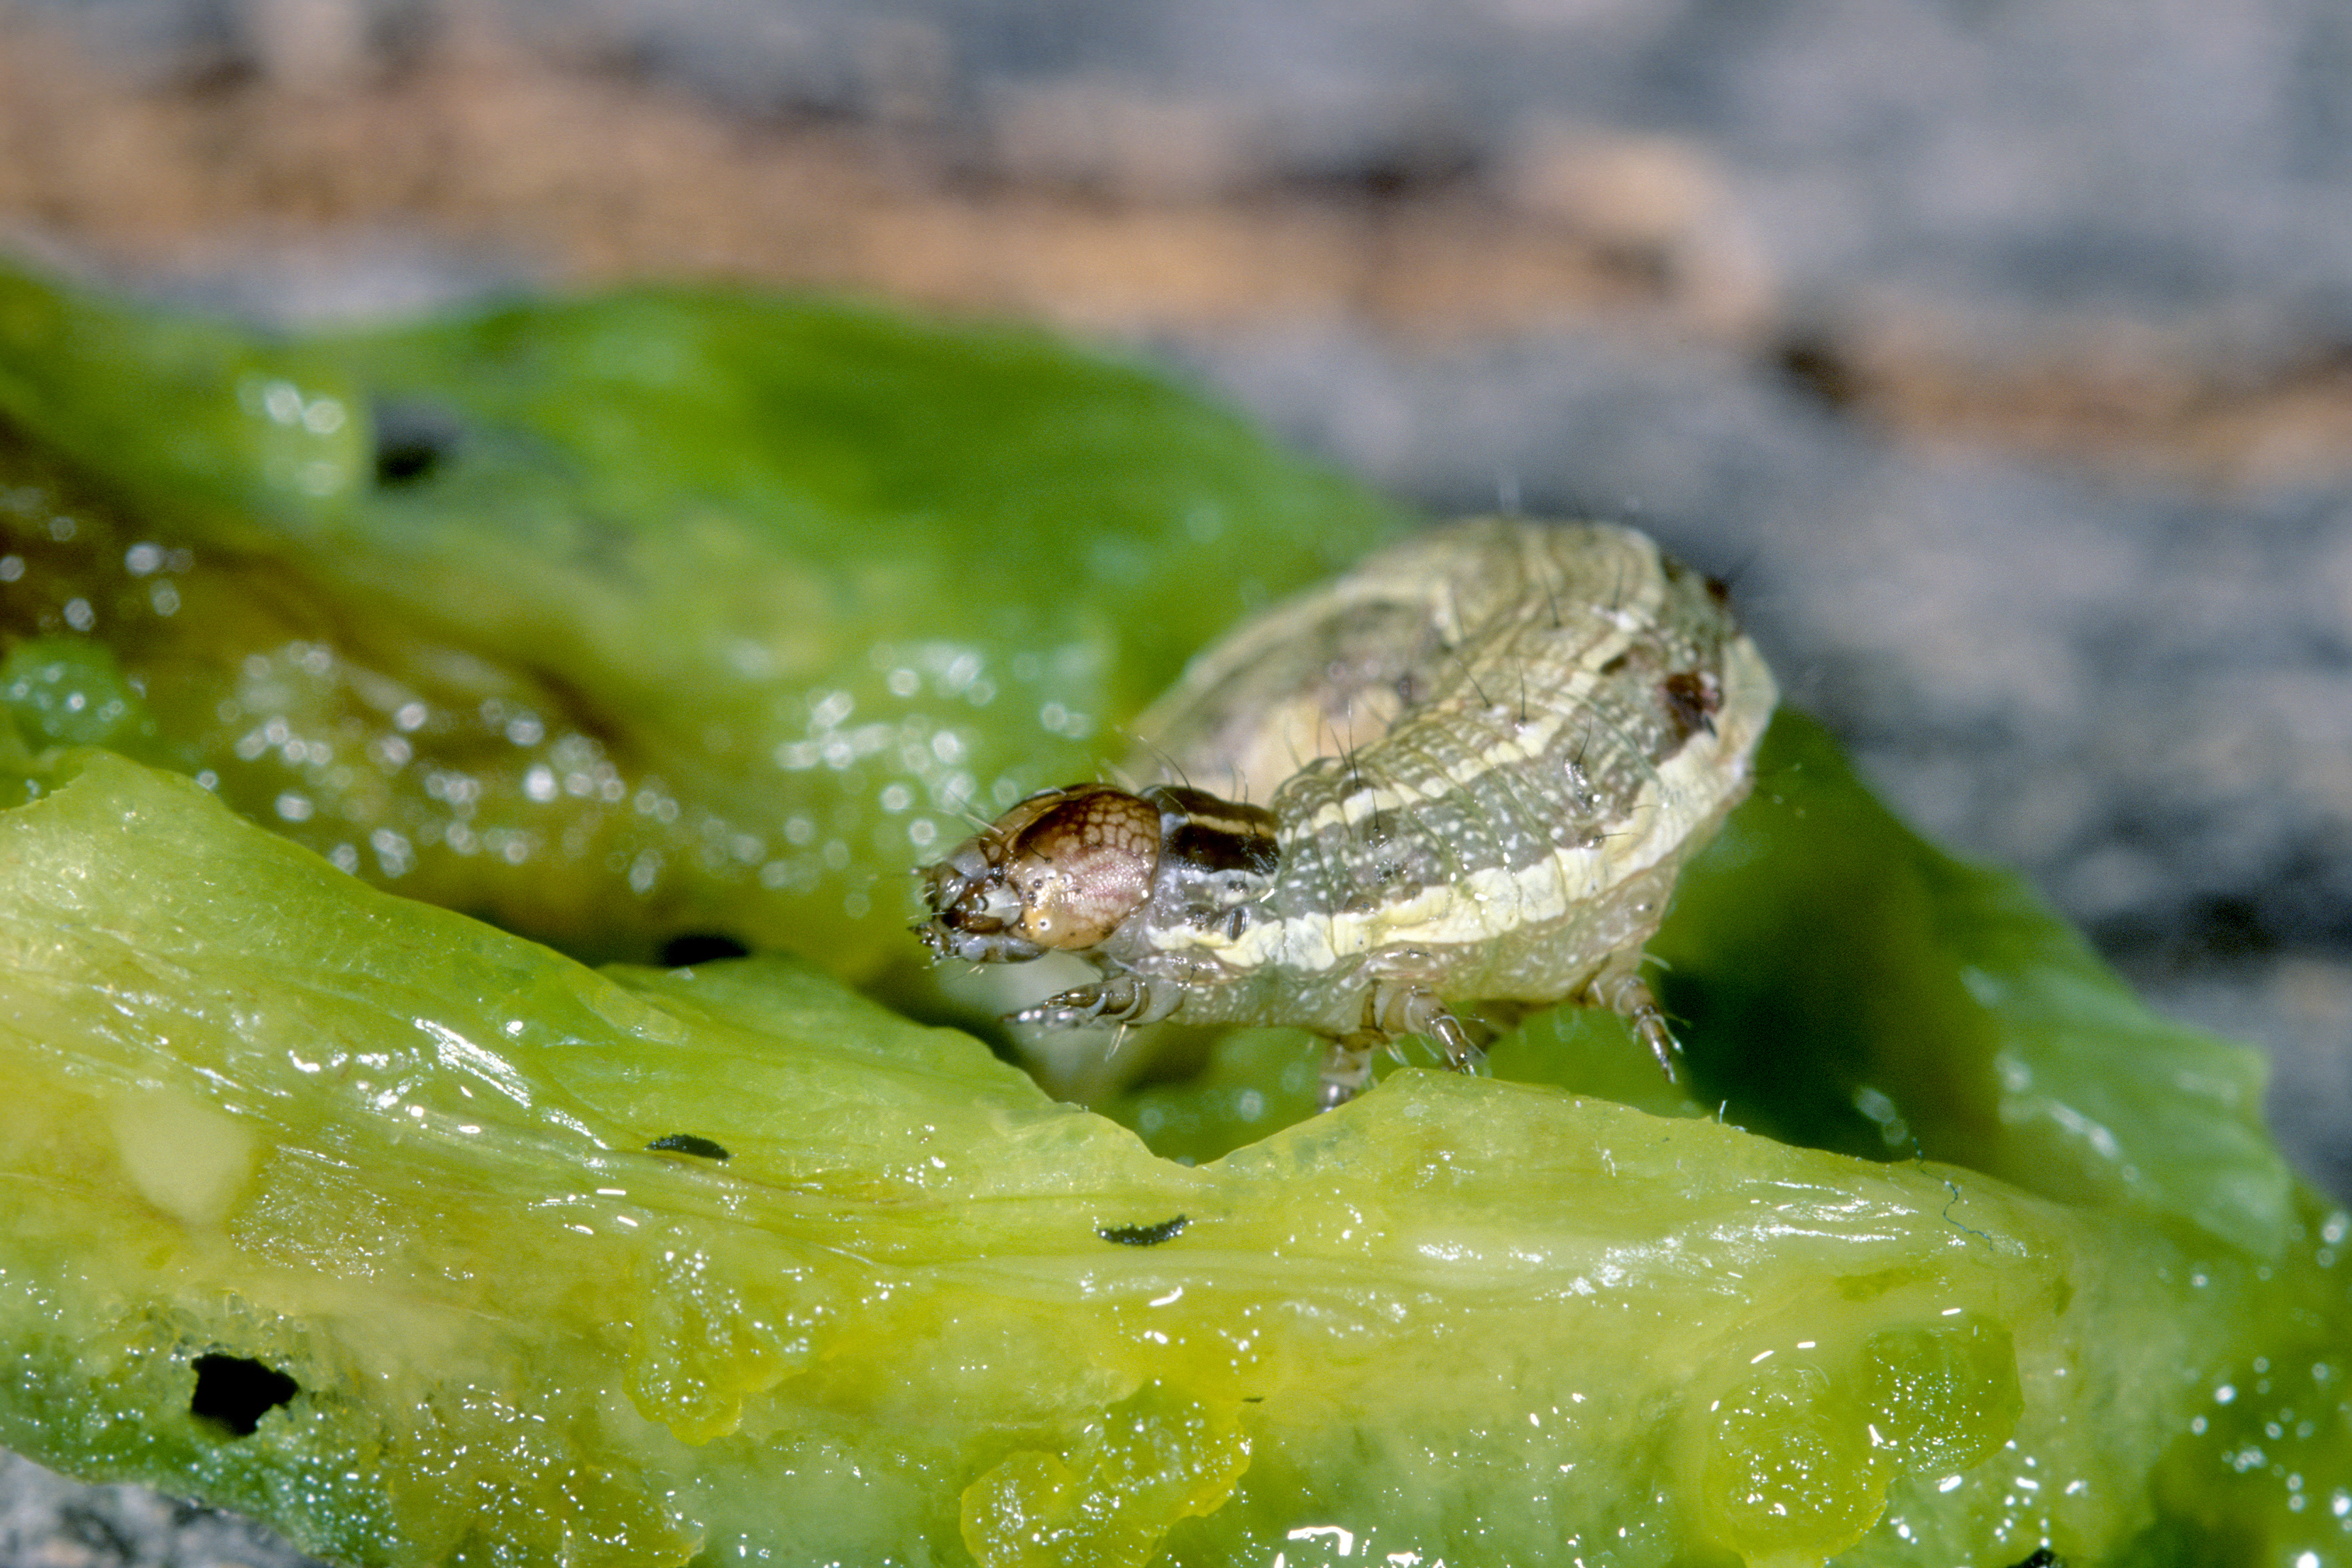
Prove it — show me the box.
[0,261,1403,978]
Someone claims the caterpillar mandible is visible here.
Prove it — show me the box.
[915,517,1778,1108]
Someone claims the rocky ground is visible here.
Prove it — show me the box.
[4,0,2351,1558]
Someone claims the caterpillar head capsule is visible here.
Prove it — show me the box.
[916,784,1162,963]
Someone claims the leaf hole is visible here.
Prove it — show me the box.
[189,1352,299,1437]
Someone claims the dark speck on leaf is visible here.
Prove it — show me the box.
[370,399,465,487]
[648,1133,731,1160]
[1098,1215,1188,1247]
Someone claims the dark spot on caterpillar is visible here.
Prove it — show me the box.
[1154,787,1280,878]
[648,1133,732,1160]
[1660,670,1722,742]
[1098,1215,1189,1247]
[1599,651,1631,676]
[2005,1550,2060,1568]
[371,399,464,487]
[660,932,751,967]
[190,1353,299,1437]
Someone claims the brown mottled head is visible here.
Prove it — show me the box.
[915,784,1163,963]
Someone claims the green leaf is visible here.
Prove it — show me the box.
[0,751,2346,1568]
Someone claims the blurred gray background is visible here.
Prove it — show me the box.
[3,1,2351,1561]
